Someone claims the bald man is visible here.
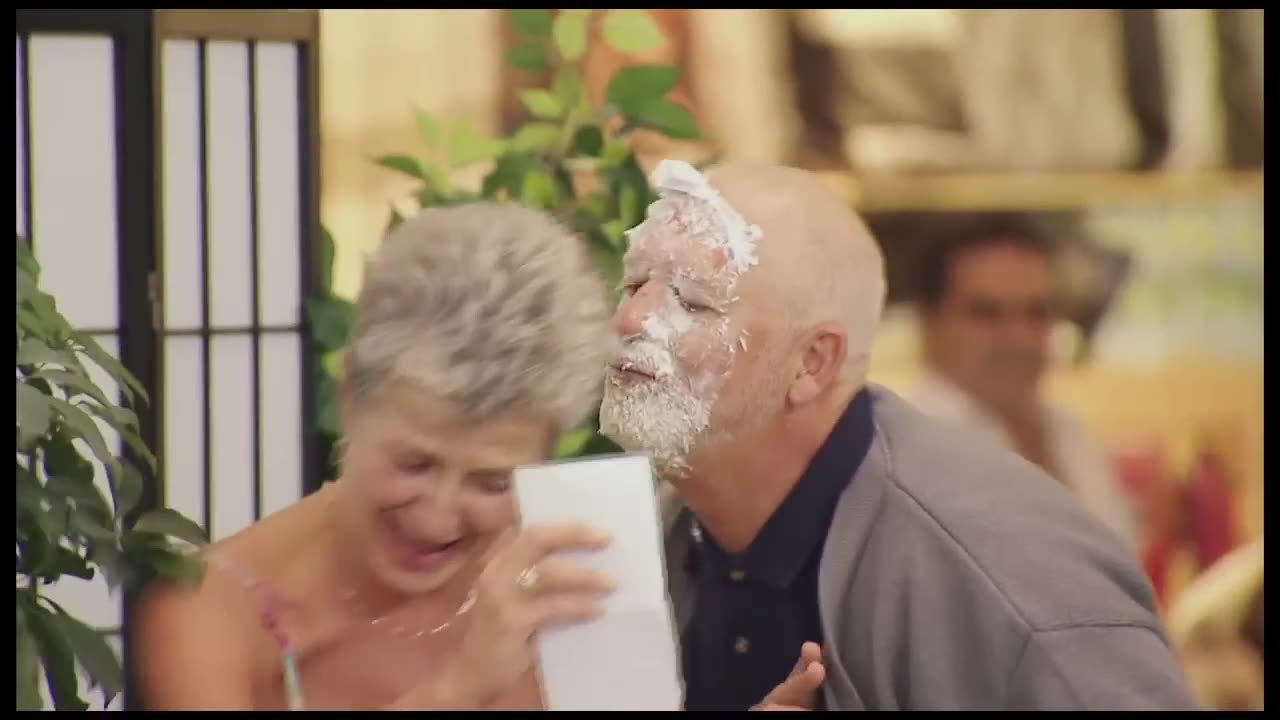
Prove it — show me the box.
[598,160,1197,710]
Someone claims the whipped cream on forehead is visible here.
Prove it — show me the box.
[628,159,762,280]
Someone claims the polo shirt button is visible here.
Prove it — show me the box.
[729,569,745,582]
[734,636,750,654]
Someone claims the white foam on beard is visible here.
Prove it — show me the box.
[602,160,761,480]
[601,312,734,481]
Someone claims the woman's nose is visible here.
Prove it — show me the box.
[406,475,464,532]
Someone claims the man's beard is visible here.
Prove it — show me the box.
[600,371,715,481]
[599,334,726,481]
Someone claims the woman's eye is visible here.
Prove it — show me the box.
[473,474,512,495]
[621,282,642,297]
[400,457,437,475]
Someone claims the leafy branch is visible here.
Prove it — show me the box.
[16,235,209,710]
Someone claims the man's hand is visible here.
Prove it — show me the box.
[752,642,826,711]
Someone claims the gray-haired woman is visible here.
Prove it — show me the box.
[134,203,619,710]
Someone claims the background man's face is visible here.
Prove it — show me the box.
[926,241,1057,409]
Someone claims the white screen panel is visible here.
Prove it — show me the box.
[205,41,254,329]
[254,42,302,328]
[161,40,204,332]
[209,334,256,540]
[259,333,303,516]
[162,336,206,526]
[27,34,118,329]
[16,35,27,238]
[41,334,123,711]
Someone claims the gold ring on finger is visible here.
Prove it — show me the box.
[516,565,540,593]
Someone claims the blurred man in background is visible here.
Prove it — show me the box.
[911,216,1138,546]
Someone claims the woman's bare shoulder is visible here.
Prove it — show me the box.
[132,489,332,709]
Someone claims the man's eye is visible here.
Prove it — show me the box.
[621,282,642,297]
[675,293,707,313]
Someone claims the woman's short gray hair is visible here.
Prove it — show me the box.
[347,202,616,433]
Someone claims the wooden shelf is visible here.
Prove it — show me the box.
[817,170,1265,212]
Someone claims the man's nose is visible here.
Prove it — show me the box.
[615,282,664,338]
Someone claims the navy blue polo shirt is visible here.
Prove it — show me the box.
[680,389,874,711]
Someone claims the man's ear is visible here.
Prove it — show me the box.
[787,323,848,406]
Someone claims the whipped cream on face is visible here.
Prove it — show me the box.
[601,161,762,479]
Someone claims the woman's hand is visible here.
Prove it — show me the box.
[435,523,615,708]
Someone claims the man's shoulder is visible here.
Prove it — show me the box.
[859,386,1160,630]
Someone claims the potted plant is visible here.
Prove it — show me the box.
[307,9,705,479]
[16,236,208,710]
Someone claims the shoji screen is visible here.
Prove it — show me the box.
[15,10,321,710]
[158,28,315,545]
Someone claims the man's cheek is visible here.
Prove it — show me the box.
[675,330,735,379]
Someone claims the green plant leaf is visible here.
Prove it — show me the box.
[88,542,126,589]
[113,460,144,520]
[47,546,95,580]
[47,399,116,474]
[511,9,554,37]
[17,306,45,337]
[602,9,666,54]
[317,225,336,293]
[28,607,89,710]
[600,140,632,166]
[484,154,539,199]
[47,609,123,704]
[17,234,41,278]
[306,296,355,352]
[572,126,605,157]
[70,505,118,542]
[132,508,208,546]
[17,337,78,369]
[315,369,342,438]
[629,99,700,139]
[34,368,111,408]
[448,120,509,168]
[555,428,594,458]
[552,65,585,113]
[619,183,644,229]
[552,9,591,62]
[17,266,36,304]
[579,430,623,457]
[520,170,561,209]
[511,122,561,154]
[321,350,346,381]
[373,154,425,180]
[602,219,629,251]
[509,41,549,72]
[16,608,43,710]
[45,464,114,522]
[586,233,625,302]
[145,548,206,585]
[17,382,53,446]
[75,334,147,405]
[520,89,564,120]
[413,107,442,151]
[605,65,680,116]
